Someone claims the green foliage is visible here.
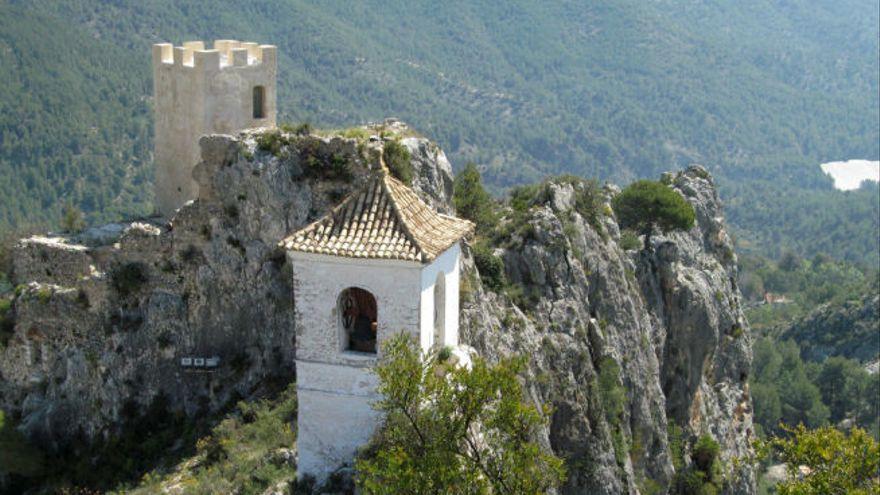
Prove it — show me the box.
[596,356,627,467]
[0,297,13,348]
[0,233,15,295]
[668,422,685,470]
[256,129,287,156]
[0,0,877,270]
[597,357,625,426]
[472,242,506,291]
[453,163,498,235]
[279,121,312,136]
[382,140,413,185]
[691,435,720,474]
[568,176,605,233]
[672,435,722,495]
[356,333,566,494]
[728,181,879,268]
[813,357,879,431]
[612,180,695,249]
[111,262,148,298]
[61,201,86,233]
[619,230,641,251]
[741,254,878,368]
[751,338,830,437]
[123,384,298,495]
[0,410,45,484]
[757,425,879,495]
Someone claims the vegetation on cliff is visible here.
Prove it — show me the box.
[356,333,565,494]
[611,179,695,249]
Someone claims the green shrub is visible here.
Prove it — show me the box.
[255,130,287,155]
[36,287,52,304]
[61,201,85,233]
[509,183,544,213]
[0,409,45,480]
[612,180,695,250]
[672,435,722,495]
[111,262,148,297]
[452,163,498,235]
[280,122,311,136]
[571,179,604,232]
[757,425,879,495]
[0,298,14,348]
[356,333,565,493]
[619,230,641,251]
[437,345,453,362]
[691,435,720,474]
[472,243,505,291]
[329,153,354,181]
[383,140,413,185]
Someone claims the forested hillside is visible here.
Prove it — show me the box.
[1,0,878,264]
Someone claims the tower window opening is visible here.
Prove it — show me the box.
[339,287,378,353]
[252,86,266,119]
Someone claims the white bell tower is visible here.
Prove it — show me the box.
[281,172,473,481]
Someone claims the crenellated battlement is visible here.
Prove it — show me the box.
[152,40,277,71]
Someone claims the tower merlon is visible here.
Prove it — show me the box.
[151,41,275,70]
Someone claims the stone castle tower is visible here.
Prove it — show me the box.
[152,40,277,217]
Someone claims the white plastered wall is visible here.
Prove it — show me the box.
[289,252,422,481]
[289,244,463,480]
[418,244,461,350]
[289,252,423,365]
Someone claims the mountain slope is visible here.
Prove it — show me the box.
[1,0,878,263]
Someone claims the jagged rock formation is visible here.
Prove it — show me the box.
[460,167,754,494]
[778,293,879,363]
[0,125,754,493]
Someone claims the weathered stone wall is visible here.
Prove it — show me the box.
[153,40,277,217]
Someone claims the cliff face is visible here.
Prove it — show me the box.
[0,126,753,493]
[460,168,754,494]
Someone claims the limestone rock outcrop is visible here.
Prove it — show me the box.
[460,167,754,494]
[0,125,754,493]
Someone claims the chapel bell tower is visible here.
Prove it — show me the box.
[281,171,474,482]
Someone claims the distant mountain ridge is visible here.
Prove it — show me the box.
[1,0,878,264]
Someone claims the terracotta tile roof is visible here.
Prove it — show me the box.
[281,174,474,262]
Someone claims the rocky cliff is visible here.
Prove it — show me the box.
[459,168,754,494]
[0,123,754,493]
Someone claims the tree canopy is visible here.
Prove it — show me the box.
[356,333,565,494]
[453,162,498,236]
[611,180,695,249]
[758,425,879,495]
